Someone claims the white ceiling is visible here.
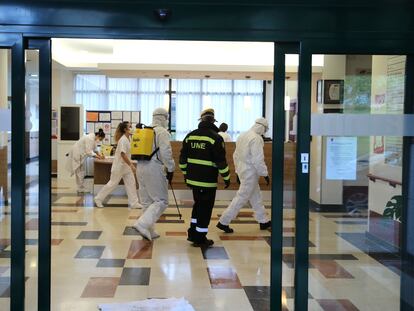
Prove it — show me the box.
[52,39,324,75]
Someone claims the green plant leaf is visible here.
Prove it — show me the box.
[386,201,394,207]
[383,208,394,218]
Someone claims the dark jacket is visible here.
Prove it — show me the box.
[179,121,230,188]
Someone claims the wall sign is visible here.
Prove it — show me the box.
[326,136,357,180]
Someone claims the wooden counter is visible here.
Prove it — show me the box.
[94,157,137,185]
[170,141,296,190]
[93,142,296,190]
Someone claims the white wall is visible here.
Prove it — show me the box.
[320,55,346,205]
[265,81,273,137]
[52,64,74,162]
[309,72,323,203]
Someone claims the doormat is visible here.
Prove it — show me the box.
[98,297,195,311]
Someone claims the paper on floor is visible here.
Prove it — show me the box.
[98,297,195,311]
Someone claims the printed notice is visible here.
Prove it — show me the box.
[99,112,111,122]
[103,123,111,134]
[326,136,357,180]
[112,111,122,120]
[123,112,131,122]
[86,122,95,134]
[111,120,120,129]
[131,111,140,123]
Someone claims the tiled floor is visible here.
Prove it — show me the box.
[0,169,403,311]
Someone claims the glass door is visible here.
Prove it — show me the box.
[294,41,414,311]
[0,44,13,311]
[27,39,52,311]
[0,34,26,311]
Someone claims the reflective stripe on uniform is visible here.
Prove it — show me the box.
[186,135,215,145]
[223,175,230,181]
[186,179,217,188]
[196,226,208,233]
[191,218,197,224]
[179,163,187,169]
[219,166,229,174]
[182,171,187,175]
[188,158,216,167]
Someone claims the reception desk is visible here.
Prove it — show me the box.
[94,157,137,185]
[170,141,296,190]
[93,142,296,191]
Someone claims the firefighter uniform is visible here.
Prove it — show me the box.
[179,117,230,246]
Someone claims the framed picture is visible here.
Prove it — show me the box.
[322,80,344,104]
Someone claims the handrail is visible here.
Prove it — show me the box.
[367,173,402,188]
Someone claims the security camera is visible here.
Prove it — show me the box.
[154,9,171,21]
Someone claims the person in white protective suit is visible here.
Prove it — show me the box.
[65,129,105,193]
[133,107,175,240]
[216,117,271,233]
[94,122,143,209]
[218,123,232,142]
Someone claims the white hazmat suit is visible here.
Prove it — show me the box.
[65,133,98,192]
[133,108,175,240]
[94,134,141,208]
[218,131,232,142]
[219,118,270,227]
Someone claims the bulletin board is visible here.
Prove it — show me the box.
[86,110,140,145]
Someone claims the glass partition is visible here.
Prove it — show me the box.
[25,49,39,310]
[282,55,299,310]
[309,54,406,310]
[0,48,11,311]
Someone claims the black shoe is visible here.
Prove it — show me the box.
[192,239,214,248]
[216,222,234,233]
[187,228,195,242]
[260,221,271,230]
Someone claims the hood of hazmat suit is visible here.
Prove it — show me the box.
[152,107,169,129]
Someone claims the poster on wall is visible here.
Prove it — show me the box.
[86,110,140,146]
[326,136,357,180]
[95,122,103,132]
[131,111,140,123]
[373,136,384,154]
[112,111,122,120]
[384,56,405,167]
[123,112,131,122]
[111,120,120,129]
[86,122,95,134]
[103,123,111,134]
[86,112,99,122]
[99,112,111,122]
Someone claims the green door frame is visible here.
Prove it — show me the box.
[0,35,52,311]
[4,33,414,311]
[272,42,300,311]
[296,39,414,311]
[26,38,52,311]
[0,33,26,311]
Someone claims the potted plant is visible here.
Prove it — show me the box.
[383,195,402,221]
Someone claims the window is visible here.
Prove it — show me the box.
[174,79,263,140]
[74,75,264,140]
[74,75,168,125]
